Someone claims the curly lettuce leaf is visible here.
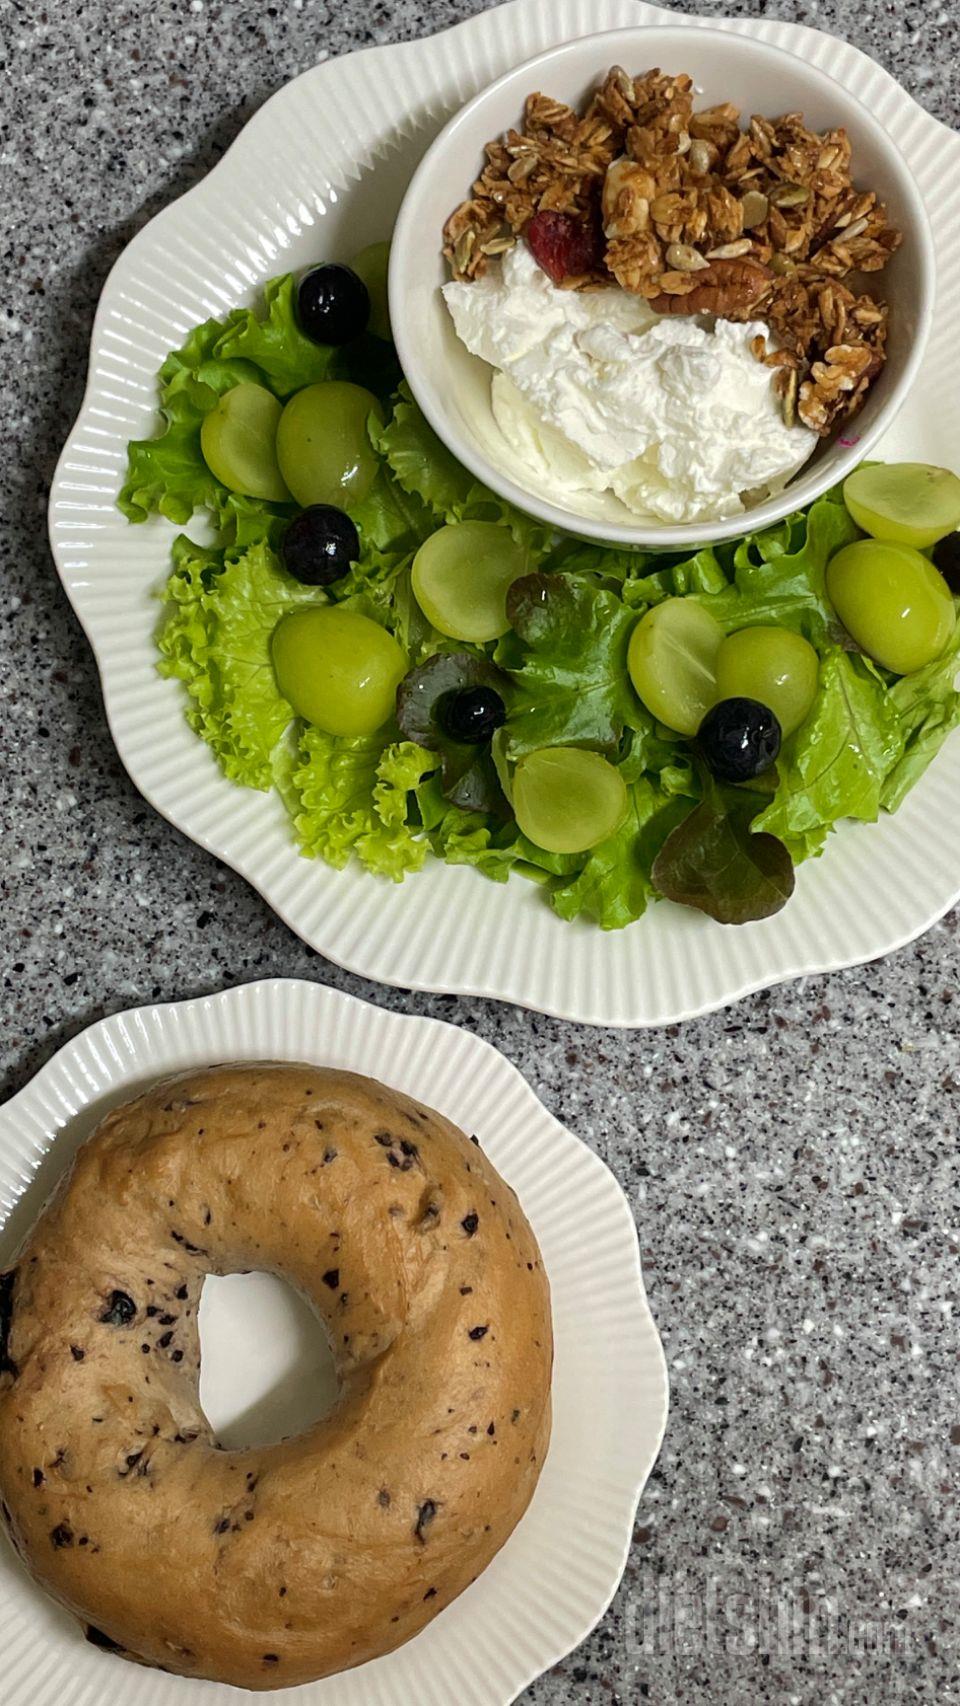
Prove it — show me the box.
[375,385,548,553]
[497,573,641,758]
[157,535,316,788]
[551,776,693,930]
[213,274,335,397]
[347,466,436,555]
[623,546,730,607]
[282,731,431,879]
[157,316,266,412]
[416,775,574,884]
[119,388,226,526]
[753,648,904,859]
[702,491,861,643]
[120,316,284,527]
[881,619,960,811]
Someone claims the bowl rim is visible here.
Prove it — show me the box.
[390,21,936,549]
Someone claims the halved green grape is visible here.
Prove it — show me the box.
[843,463,960,549]
[714,626,819,738]
[627,598,724,736]
[271,605,406,737]
[351,241,392,342]
[199,382,290,501]
[275,381,385,509]
[826,540,956,675]
[412,521,526,643]
[513,747,627,855]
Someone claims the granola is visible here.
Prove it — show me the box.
[442,66,901,436]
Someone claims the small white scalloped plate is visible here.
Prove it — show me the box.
[48,0,960,1026]
[0,978,668,1706]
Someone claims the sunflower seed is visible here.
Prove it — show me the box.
[453,230,476,272]
[665,243,710,272]
[507,153,538,183]
[780,368,799,428]
[706,238,753,260]
[688,138,716,176]
[834,215,869,242]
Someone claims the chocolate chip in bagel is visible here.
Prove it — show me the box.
[414,1499,439,1543]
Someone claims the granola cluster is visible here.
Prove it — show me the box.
[442,66,902,436]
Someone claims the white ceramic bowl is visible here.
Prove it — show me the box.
[390,24,934,549]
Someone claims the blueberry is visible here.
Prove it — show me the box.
[99,1290,137,1327]
[439,686,506,745]
[297,264,370,345]
[281,506,359,586]
[932,532,960,593]
[698,697,781,783]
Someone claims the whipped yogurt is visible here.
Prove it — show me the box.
[443,244,816,525]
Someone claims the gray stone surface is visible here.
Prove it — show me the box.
[1,0,959,1700]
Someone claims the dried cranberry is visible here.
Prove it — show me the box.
[526,207,605,284]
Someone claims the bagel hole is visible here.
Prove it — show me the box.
[198,1273,339,1450]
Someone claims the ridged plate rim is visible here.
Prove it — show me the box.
[47,0,960,1026]
[0,976,668,1705]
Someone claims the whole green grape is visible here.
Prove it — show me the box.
[826,540,955,675]
[271,605,406,736]
[200,382,290,501]
[276,382,384,509]
[714,627,819,737]
[513,747,627,855]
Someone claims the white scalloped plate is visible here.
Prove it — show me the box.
[48,0,960,1026]
[0,978,668,1705]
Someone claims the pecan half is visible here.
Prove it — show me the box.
[648,257,772,316]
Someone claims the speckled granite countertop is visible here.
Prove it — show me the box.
[1,1,959,1700]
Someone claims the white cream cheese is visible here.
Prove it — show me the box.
[443,244,816,525]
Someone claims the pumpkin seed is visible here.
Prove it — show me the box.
[769,183,810,209]
[740,189,769,230]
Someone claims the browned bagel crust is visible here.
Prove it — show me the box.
[0,1065,552,1689]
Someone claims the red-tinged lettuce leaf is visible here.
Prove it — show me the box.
[497,573,641,759]
[397,652,510,814]
[652,782,795,925]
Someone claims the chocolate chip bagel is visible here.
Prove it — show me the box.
[0,1064,552,1690]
